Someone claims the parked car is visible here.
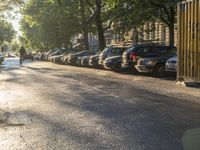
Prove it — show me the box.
[37,52,45,61]
[61,49,80,64]
[68,51,95,65]
[99,47,128,66]
[122,44,175,71]
[23,53,34,61]
[48,49,68,62]
[51,49,73,64]
[81,55,96,66]
[5,53,16,58]
[89,54,100,67]
[0,53,4,64]
[44,49,58,61]
[103,56,123,71]
[135,48,177,76]
[52,51,71,64]
[165,56,177,73]
[76,56,83,66]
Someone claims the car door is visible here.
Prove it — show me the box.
[147,46,162,57]
[136,46,152,58]
[160,47,177,62]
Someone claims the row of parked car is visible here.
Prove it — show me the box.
[35,44,177,76]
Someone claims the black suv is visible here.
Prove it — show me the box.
[135,48,177,76]
[121,44,174,71]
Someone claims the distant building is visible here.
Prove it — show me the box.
[111,22,177,46]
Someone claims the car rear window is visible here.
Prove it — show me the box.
[126,46,136,52]
[136,47,152,54]
[156,46,176,55]
[110,48,126,55]
[102,48,109,55]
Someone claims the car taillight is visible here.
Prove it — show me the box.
[130,52,137,61]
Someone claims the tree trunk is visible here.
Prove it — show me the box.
[95,0,106,50]
[96,21,106,50]
[132,27,139,45]
[169,24,174,46]
[169,7,176,47]
[80,0,89,50]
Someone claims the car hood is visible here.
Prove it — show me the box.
[90,54,99,58]
[167,56,177,62]
[105,56,122,62]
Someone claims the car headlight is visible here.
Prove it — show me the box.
[146,60,157,65]
[139,59,156,66]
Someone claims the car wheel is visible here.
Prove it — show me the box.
[114,62,122,72]
[153,64,165,76]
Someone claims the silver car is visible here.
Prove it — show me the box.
[165,56,177,73]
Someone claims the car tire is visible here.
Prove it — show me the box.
[153,64,165,76]
[114,62,122,72]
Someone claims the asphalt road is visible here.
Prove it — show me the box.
[0,58,200,150]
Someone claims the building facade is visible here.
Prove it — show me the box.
[111,22,177,46]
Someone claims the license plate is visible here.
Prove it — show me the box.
[166,64,176,71]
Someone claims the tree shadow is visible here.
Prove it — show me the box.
[53,81,200,150]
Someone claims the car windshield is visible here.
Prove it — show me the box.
[101,48,109,55]
[126,46,136,52]
[110,48,126,55]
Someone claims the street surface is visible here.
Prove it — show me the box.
[0,58,200,150]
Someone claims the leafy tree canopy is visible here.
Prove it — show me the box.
[0,18,16,44]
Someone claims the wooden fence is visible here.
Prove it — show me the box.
[177,0,200,83]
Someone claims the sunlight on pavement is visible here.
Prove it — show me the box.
[0,58,20,69]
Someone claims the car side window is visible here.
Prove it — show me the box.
[165,48,177,56]
[149,46,162,53]
[111,48,123,55]
[156,46,170,55]
[137,47,151,54]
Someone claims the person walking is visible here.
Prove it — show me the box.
[19,46,26,65]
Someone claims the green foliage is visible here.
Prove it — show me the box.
[114,0,157,31]
[20,0,81,49]
[20,0,180,49]
[0,0,22,13]
[0,18,16,44]
[10,40,20,52]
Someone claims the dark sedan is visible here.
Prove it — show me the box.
[103,56,123,71]
[76,56,83,66]
[52,51,71,64]
[68,51,95,65]
[62,50,80,64]
[48,49,67,62]
[44,49,58,61]
[23,53,34,61]
[121,44,175,71]
[135,48,177,76]
[81,55,94,66]
[89,54,100,67]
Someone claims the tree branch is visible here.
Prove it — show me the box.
[147,0,171,24]
[84,0,96,12]
[103,19,114,31]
